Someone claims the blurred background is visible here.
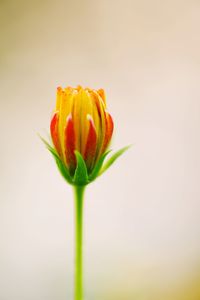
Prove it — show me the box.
[1,0,200,299]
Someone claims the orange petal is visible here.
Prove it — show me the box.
[64,114,76,171]
[84,115,97,171]
[90,90,106,150]
[97,89,106,105]
[50,111,61,155]
[101,112,114,154]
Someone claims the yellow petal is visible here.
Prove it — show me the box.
[56,87,62,110]
[80,89,94,154]
[90,90,106,160]
[72,91,81,152]
[97,89,106,106]
[58,89,75,162]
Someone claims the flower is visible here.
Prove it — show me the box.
[50,86,114,175]
[41,85,130,186]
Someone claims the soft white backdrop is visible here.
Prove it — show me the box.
[1,0,200,299]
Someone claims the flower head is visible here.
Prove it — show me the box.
[41,85,130,186]
[50,86,114,176]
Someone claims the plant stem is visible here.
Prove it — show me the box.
[74,185,85,300]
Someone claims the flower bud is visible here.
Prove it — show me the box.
[50,86,114,175]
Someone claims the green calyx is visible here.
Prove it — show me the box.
[40,136,131,186]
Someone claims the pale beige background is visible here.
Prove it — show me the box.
[1,0,200,299]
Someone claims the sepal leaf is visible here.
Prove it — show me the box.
[40,136,73,184]
[99,145,131,176]
[73,151,89,186]
[89,150,111,181]
[54,157,73,184]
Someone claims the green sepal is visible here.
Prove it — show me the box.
[40,136,73,184]
[73,151,89,186]
[99,145,131,176]
[88,150,111,181]
[54,156,73,184]
[39,135,58,156]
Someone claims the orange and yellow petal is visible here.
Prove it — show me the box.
[101,111,114,154]
[84,115,97,171]
[64,114,76,172]
[80,89,94,154]
[50,111,61,155]
[58,89,75,161]
[97,89,106,106]
[90,90,106,156]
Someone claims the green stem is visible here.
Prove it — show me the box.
[74,185,85,300]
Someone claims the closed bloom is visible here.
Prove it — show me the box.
[50,86,114,175]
